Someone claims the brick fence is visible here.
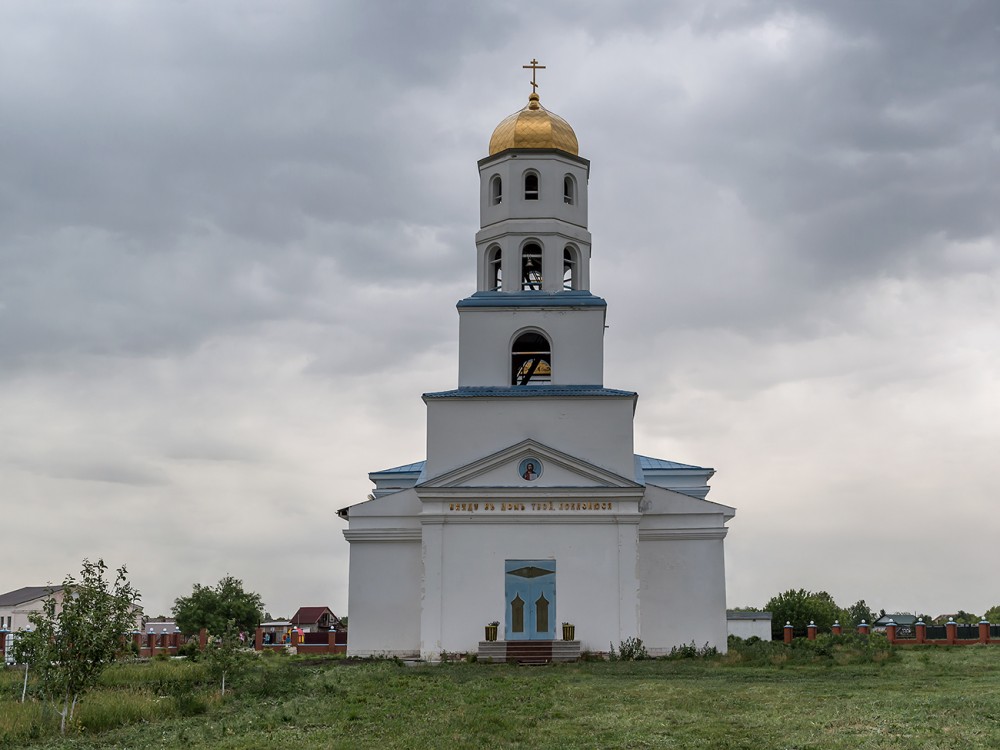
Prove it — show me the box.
[781,618,996,646]
[0,627,347,662]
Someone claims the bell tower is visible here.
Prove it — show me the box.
[457,77,606,390]
[425,65,636,481]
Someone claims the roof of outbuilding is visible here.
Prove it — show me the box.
[290,607,337,625]
[873,614,919,626]
[0,586,63,607]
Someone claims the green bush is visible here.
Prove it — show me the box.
[664,641,719,660]
[725,632,895,666]
[610,637,648,661]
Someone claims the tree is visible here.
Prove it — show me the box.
[203,620,254,697]
[12,559,140,734]
[765,589,840,638]
[840,599,876,628]
[172,576,264,636]
[983,606,1000,624]
[952,610,979,625]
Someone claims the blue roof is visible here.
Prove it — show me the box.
[370,461,425,475]
[423,386,636,399]
[456,291,607,309]
[637,455,710,471]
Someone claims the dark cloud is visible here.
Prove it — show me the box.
[0,0,996,616]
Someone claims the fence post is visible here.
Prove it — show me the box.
[255,627,264,651]
[857,619,869,636]
[886,620,897,644]
[807,621,817,640]
[783,621,794,644]
[0,628,7,661]
[915,620,926,644]
[199,628,208,651]
[832,620,842,636]
[946,618,957,644]
[979,619,990,644]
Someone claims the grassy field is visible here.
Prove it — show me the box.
[3,640,1000,749]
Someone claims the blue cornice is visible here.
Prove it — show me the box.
[456,291,607,309]
[423,386,636,400]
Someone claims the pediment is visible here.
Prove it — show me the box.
[416,439,642,490]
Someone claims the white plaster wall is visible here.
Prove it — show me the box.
[421,518,639,658]
[425,397,635,479]
[457,307,606,387]
[474,226,593,294]
[345,539,422,657]
[727,617,772,640]
[638,537,729,654]
[479,152,589,230]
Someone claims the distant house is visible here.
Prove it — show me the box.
[290,607,343,633]
[0,586,65,631]
[726,610,772,640]
[0,586,143,633]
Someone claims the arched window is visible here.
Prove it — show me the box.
[524,172,539,201]
[488,246,502,291]
[521,243,542,290]
[563,175,576,205]
[490,175,502,205]
[563,246,578,290]
[511,331,551,385]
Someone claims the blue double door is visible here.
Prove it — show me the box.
[504,559,556,641]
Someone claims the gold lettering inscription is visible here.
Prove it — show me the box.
[447,500,614,512]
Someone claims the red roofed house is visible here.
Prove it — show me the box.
[290,607,343,633]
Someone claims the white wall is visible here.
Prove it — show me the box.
[457,306,606,387]
[345,539,422,658]
[425,396,636,479]
[637,537,729,654]
[727,616,772,641]
[420,516,640,659]
[478,152,590,231]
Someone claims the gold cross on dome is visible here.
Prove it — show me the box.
[523,58,546,93]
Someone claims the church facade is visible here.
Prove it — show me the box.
[340,82,735,660]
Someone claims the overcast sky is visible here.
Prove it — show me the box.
[2,1,997,621]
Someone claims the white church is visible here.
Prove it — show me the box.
[340,71,735,661]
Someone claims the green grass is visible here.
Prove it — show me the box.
[3,646,1000,748]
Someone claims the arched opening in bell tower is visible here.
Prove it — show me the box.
[523,171,539,201]
[563,174,576,205]
[511,331,552,385]
[487,246,502,291]
[563,245,579,290]
[490,175,502,205]
[521,243,543,290]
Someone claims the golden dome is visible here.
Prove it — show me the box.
[488,92,579,156]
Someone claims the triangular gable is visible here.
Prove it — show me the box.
[417,439,643,490]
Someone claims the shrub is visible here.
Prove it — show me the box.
[610,637,648,661]
[664,642,719,660]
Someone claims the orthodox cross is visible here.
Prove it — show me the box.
[523,58,546,93]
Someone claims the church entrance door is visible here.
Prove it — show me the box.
[504,560,556,641]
